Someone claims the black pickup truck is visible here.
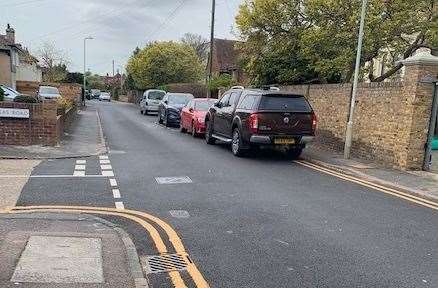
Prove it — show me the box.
[204,87,317,158]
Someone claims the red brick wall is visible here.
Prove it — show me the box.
[16,81,81,104]
[0,101,58,146]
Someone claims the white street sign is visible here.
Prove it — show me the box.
[0,108,30,119]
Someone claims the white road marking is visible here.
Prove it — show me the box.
[76,160,86,164]
[115,201,125,210]
[99,155,109,160]
[99,160,110,164]
[100,164,112,170]
[73,171,85,177]
[102,170,114,177]
[0,174,109,178]
[112,189,121,199]
[109,178,118,187]
[74,165,86,171]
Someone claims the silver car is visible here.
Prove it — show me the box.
[140,89,166,115]
[38,86,61,101]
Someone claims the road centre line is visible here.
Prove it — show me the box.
[99,155,109,160]
[76,160,86,164]
[295,160,438,211]
[9,205,210,288]
[112,189,121,199]
[100,164,113,170]
[102,170,114,177]
[73,171,85,177]
[115,201,125,210]
[100,159,110,164]
[109,178,118,187]
[74,165,86,170]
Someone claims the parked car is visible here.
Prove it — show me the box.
[38,86,61,101]
[180,98,217,137]
[158,93,194,127]
[99,92,111,102]
[0,85,21,101]
[91,89,101,99]
[204,87,317,158]
[140,89,166,115]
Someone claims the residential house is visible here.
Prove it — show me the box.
[0,24,42,89]
[208,38,247,84]
[0,24,19,89]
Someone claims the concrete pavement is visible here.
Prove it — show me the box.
[9,100,438,287]
[0,105,106,159]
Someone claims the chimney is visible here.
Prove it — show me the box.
[6,24,15,44]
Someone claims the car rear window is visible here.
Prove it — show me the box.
[258,95,312,112]
[40,87,59,95]
[148,91,165,100]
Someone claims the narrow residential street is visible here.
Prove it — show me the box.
[15,101,438,288]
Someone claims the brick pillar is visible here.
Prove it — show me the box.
[402,51,438,169]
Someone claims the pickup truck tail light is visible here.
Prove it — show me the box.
[249,113,259,133]
[312,113,317,133]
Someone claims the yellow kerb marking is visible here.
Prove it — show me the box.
[10,206,210,288]
[296,160,438,211]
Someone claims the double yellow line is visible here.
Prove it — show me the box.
[296,160,438,211]
[3,205,210,288]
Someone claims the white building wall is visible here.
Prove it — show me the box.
[16,62,42,82]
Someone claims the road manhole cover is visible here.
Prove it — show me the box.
[155,176,192,184]
[142,253,191,274]
[169,210,190,218]
[11,236,103,283]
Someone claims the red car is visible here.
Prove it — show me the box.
[180,98,217,137]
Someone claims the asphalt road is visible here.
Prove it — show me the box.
[18,101,438,288]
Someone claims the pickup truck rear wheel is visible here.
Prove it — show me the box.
[205,120,216,145]
[231,128,245,157]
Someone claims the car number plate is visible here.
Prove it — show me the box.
[274,138,295,145]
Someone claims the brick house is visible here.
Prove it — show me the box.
[0,24,42,89]
[208,38,247,84]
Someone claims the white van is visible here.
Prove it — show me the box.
[140,89,166,115]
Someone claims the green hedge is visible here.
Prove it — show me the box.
[0,87,4,102]
[14,95,38,103]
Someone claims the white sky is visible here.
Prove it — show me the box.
[0,0,242,75]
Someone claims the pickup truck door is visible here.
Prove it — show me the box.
[221,91,241,138]
[214,93,230,135]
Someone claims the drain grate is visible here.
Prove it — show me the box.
[142,253,191,274]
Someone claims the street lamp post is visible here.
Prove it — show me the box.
[83,36,94,105]
[344,0,368,159]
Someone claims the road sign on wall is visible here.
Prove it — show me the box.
[0,108,30,119]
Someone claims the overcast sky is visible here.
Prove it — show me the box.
[1,0,242,75]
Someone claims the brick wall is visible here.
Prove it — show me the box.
[16,81,81,104]
[282,55,438,170]
[0,101,58,146]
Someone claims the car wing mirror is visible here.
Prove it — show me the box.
[164,100,168,104]
[214,102,221,108]
[189,108,194,113]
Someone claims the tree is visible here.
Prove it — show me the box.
[236,0,437,84]
[126,41,203,89]
[86,73,106,90]
[0,86,4,102]
[208,74,237,92]
[63,72,83,84]
[38,42,70,82]
[180,33,209,63]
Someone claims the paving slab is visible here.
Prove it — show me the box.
[0,212,148,288]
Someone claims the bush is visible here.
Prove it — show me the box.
[14,95,38,103]
[56,96,73,111]
[0,88,4,102]
[208,74,236,92]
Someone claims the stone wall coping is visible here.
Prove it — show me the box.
[402,51,438,66]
